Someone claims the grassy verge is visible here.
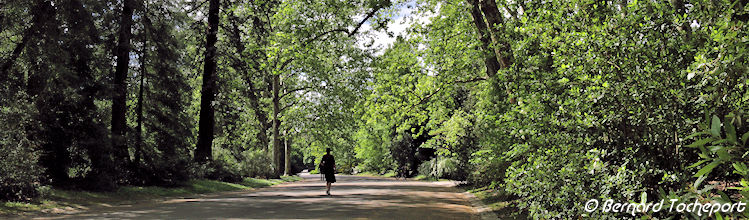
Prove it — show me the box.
[355,171,396,178]
[0,176,302,217]
[355,172,453,181]
[464,186,527,219]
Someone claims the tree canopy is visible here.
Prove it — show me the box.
[1,0,748,218]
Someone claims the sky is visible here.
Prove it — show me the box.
[356,1,436,54]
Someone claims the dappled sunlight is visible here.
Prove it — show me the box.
[52,174,478,219]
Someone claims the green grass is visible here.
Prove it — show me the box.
[0,200,64,215]
[413,174,429,180]
[241,175,302,188]
[0,176,302,217]
[356,172,453,182]
[465,187,527,219]
[355,171,379,177]
[382,171,396,177]
[356,171,397,177]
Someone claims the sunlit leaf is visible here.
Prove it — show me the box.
[694,161,721,177]
[711,115,722,137]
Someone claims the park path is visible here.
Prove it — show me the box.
[40,172,481,219]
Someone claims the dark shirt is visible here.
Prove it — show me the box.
[321,154,335,174]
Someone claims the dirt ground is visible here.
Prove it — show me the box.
[31,172,481,220]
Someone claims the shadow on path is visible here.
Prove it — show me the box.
[38,173,478,220]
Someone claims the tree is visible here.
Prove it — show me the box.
[0,0,120,190]
[465,0,499,78]
[112,0,135,170]
[131,0,194,185]
[195,0,220,163]
[222,0,391,176]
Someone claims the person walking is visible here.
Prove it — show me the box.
[320,148,336,195]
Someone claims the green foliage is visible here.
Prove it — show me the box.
[1,0,745,219]
[240,150,275,178]
[355,125,395,174]
[679,113,749,219]
[354,0,748,218]
[417,157,459,180]
[0,0,385,202]
[0,92,42,201]
[132,5,195,185]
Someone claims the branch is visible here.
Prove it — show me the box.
[347,8,379,37]
[503,5,518,20]
[280,86,313,99]
[399,75,488,114]
[300,7,381,48]
[454,76,488,84]
[405,87,443,114]
[183,0,209,15]
[605,59,621,71]
[278,57,295,71]
[2,1,57,75]
[302,28,349,47]
[272,5,385,72]
[414,87,442,107]
[280,99,300,112]
[0,33,29,75]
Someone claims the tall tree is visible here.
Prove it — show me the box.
[227,13,271,153]
[467,0,515,104]
[134,9,147,165]
[132,0,194,184]
[466,0,500,78]
[478,0,511,69]
[272,74,282,174]
[195,0,220,163]
[112,0,135,169]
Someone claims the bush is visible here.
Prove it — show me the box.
[418,157,460,180]
[468,156,508,188]
[670,114,749,219]
[187,149,244,183]
[240,150,274,178]
[355,125,395,174]
[135,156,190,187]
[188,149,276,182]
[0,96,43,201]
[504,143,643,219]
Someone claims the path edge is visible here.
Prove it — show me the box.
[463,190,499,220]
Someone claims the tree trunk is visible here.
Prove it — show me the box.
[195,0,220,163]
[475,0,516,104]
[135,25,146,165]
[479,0,511,69]
[0,33,30,76]
[227,15,271,152]
[112,0,135,167]
[272,74,282,176]
[466,0,500,78]
[284,130,291,176]
[250,111,270,153]
[1,1,55,78]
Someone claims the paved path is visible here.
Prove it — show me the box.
[45,173,480,219]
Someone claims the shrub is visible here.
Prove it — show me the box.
[418,157,460,180]
[240,150,274,178]
[468,155,508,188]
[671,114,749,219]
[0,96,43,201]
[355,127,395,174]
